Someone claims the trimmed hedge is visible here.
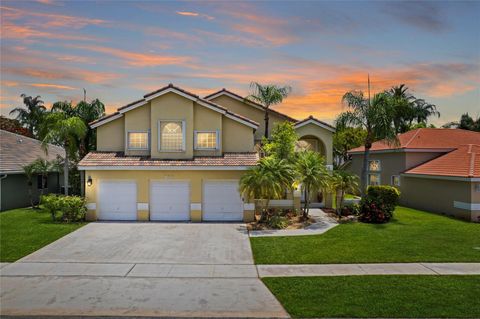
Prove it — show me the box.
[41,194,87,222]
[359,186,400,223]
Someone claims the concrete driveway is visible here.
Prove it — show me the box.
[0,222,288,318]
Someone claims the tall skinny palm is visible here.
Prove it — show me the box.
[247,82,291,138]
[239,156,295,221]
[22,163,37,208]
[336,91,397,196]
[9,94,46,137]
[296,151,328,218]
[40,113,87,195]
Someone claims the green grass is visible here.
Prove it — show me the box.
[0,207,86,262]
[263,275,480,318]
[251,206,480,264]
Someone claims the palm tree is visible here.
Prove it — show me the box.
[9,94,46,137]
[331,170,359,217]
[336,91,397,196]
[413,99,440,124]
[239,156,296,222]
[32,158,53,197]
[22,163,37,208]
[75,99,105,157]
[247,82,291,138]
[295,151,328,218]
[443,113,479,132]
[40,112,87,195]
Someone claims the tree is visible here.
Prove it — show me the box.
[330,170,359,217]
[9,94,46,137]
[262,121,298,161]
[443,113,480,132]
[32,158,53,198]
[239,156,296,222]
[295,151,328,218]
[247,82,291,138]
[333,127,367,167]
[22,163,37,209]
[336,91,397,196]
[0,115,33,137]
[39,112,87,195]
[412,98,439,124]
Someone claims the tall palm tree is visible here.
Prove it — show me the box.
[75,99,105,157]
[22,163,37,208]
[239,156,295,221]
[413,99,440,124]
[40,112,87,195]
[336,91,397,196]
[295,151,328,218]
[331,170,359,217]
[247,82,291,138]
[9,94,46,137]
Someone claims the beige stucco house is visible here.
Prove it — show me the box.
[78,84,334,222]
[347,128,480,222]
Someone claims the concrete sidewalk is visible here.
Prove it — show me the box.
[258,262,480,277]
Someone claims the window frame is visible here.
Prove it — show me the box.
[368,173,381,186]
[391,175,400,187]
[126,130,150,151]
[157,120,186,152]
[368,159,381,172]
[194,130,219,150]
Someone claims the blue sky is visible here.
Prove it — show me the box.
[1,0,479,125]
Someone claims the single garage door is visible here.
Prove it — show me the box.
[203,180,243,221]
[150,181,190,221]
[98,181,137,220]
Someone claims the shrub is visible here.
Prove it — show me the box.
[267,215,289,229]
[342,203,360,216]
[40,194,86,222]
[359,186,400,224]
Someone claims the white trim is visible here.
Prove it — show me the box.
[196,99,227,114]
[243,203,255,210]
[158,120,186,152]
[86,203,96,210]
[145,87,197,102]
[349,148,455,155]
[118,100,147,114]
[454,201,480,211]
[194,130,219,150]
[126,130,150,151]
[90,113,123,129]
[137,203,149,210]
[190,203,201,210]
[78,165,252,171]
[294,118,336,133]
[401,173,480,182]
[225,113,257,129]
[205,91,266,112]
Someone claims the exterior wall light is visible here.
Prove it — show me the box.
[87,176,93,187]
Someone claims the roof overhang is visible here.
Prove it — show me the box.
[294,118,336,133]
[401,173,480,182]
[90,113,123,129]
[78,165,253,171]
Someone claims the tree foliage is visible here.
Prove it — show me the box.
[333,127,367,166]
[443,113,480,132]
[9,94,46,137]
[262,121,298,161]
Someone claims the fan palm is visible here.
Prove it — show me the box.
[336,91,397,196]
[247,82,291,138]
[9,94,46,137]
[295,151,328,218]
[239,156,295,221]
[40,112,87,195]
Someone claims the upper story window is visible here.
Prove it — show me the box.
[159,120,185,151]
[195,131,218,150]
[369,160,381,172]
[127,131,149,150]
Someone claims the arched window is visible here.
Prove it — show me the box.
[159,121,184,151]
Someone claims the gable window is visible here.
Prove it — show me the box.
[127,131,149,150]
[159,120,185,151]
[195,131,218,150]
[391,175,400,187]
[369,160,381,171]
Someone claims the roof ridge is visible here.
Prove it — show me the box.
[0,129,64,151]
[403,128,422,148]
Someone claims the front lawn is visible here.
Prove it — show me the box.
[251,206,480,264]
[0,207,86,262]
[263,275,480,318]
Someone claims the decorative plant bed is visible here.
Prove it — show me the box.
[247,210,316,231]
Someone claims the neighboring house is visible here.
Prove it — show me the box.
[347,128,480,222]
[0,130,65,211]
[78,84,334,222]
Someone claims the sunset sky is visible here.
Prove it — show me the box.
[1,0,479,125]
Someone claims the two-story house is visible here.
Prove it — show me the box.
[78,84,334,222]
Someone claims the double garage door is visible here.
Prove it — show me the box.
[97,180,243,221]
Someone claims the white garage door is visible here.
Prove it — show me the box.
[150,181,190,221]
[98,181,137,220]
[203,180,243,221]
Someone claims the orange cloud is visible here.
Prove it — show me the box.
[71,44,193,67]
[30,83,76,90]
[0,23,99,41]
[176,11,214,20]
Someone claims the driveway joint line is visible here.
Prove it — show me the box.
[124,263,137,277]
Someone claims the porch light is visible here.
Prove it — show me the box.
[87,176,93,187]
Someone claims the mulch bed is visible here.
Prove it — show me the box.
[246,211,316,231]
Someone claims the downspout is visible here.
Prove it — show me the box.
[0,174,8,212]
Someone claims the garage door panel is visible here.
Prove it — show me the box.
[203,181,243,221]
[98,181,137,220]
[150,181,190,221]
